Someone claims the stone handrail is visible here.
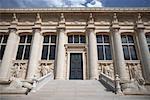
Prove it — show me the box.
[31,72,54,92]
[99,73,122,94]
[99,73,115,91]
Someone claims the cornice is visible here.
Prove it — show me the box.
[0,7,150,13]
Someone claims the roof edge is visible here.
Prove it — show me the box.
[0,7,150,13]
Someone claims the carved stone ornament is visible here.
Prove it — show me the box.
[137,13,143,23]
[35,13,42,23]
[12,13,18,23]
[35,62,54,78]
[98,62,114,79]
[6,77,33,90]
[113,13,118,24]
[88,13,94,24]
[60,13,65,23]
[10,62,27,79]
[122,63,146,92]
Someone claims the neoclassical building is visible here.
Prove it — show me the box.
[0,8,150,94]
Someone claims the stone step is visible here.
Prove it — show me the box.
[29,80,114,96]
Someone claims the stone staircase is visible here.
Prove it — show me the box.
[1,80,150,100]
[30,80,114,96]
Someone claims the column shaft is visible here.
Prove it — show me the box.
[0,28,19,81]
[55,28,66,80]
[137,29,150,83]
[26,28,42,80]
[87,28,98,80]
[112,28,129,82]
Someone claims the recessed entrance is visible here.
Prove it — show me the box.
[69,53,83,80]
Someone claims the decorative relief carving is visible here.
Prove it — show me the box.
[126,62,145,85]
[122,62,146,92]
[35,61,54,78]
[10,61,28,79]
[98,62,114,79]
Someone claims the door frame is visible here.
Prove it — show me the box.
[69,53,83,80]
[65,44,87,80]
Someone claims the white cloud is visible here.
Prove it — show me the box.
[64,0,86,7]
[44,0,64,7]
[0,0,103,8]
[87,0,102,7]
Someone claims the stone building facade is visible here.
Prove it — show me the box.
[0,8,150,94]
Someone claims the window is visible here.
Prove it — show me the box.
[146,33,150,53]
[97,34,112,60]
[0,34,8,60]
[16,35,32,60]
[41,35,56,60]
[121,35,138,60]
[68,35,86,43]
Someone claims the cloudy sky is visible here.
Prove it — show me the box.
[0,0,150,8]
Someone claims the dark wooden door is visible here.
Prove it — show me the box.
[69,53,83,80]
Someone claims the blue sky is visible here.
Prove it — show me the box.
[0,0,150,8]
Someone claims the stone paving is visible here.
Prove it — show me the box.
[0,80,150,100]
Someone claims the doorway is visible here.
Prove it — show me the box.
[69,53,83,80]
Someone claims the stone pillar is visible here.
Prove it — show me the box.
[0,28,19,81]
[55,27,66,80]
[87,27,98,80]
[136,27,150,83]
[112,28,129,82]
[26,28,42,80]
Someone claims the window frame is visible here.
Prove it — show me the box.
[41,34,57,60]
[0,33,8,60]
[16,34,32,60]
[121,34,138,60]
[96,34,112,60]
[68,34,86,44]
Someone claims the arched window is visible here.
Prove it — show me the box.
[41,34,56,60]
[121,34,138,60]
[145,33,150,53]
[68,34,86,43]
[16,34,32,60]
[96,34,112,60]
[0,33,8,60]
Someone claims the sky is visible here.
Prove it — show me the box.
[0,0,150,8]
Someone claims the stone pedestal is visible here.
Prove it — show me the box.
[87,27,98,80]
[0,28,19,81]
[26,28,42,80]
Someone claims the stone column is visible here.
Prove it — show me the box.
[26,28,42,80]
[112,28,129,82]
[55,27,66,80]
[0,28,19,81]
[136,27,150,83]
[87,27,98,80]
